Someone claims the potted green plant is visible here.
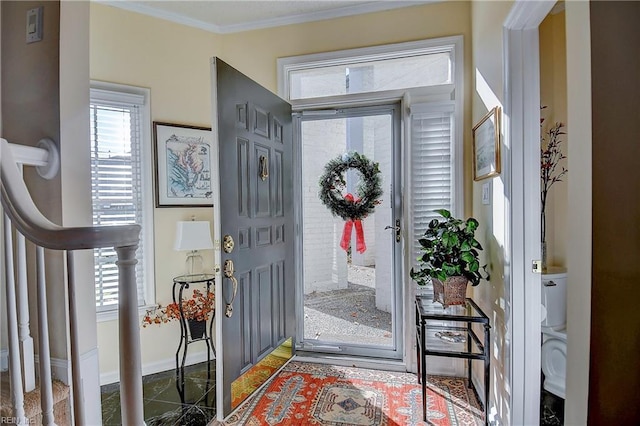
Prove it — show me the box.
[410,209,489,308]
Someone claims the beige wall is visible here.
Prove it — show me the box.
[539,10,568,267]
[220,1,471,91]
[91,3,222,379]
[222,0,475,213]
[91,1,473,380]
[470,1,514,424]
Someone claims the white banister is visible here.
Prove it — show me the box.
[1,136,145,425]
[9,137,60,180]
[16,232,36,392]
[65,251,84,425]
[3,214,26,422]
[35,246,56,426]
[116,245,145,425]
[1,139,138,251]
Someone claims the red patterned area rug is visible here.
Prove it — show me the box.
[219,360,484,425]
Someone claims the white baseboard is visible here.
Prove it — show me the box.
[32,348,102,425]
[80,348,102,426]
[0,349,7,371]
[35,354,72,385]
[100,350,214,386]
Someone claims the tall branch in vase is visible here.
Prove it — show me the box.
[540,109,567,256]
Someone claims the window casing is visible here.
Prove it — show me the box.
[278,36,464,284]
[90,83,154,315]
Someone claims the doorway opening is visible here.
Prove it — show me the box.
[297,104,402,359]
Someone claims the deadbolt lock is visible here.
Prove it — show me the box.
[223,235,235,253]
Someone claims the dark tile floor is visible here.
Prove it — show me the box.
[101,362,216,425]
[540,388,564,425]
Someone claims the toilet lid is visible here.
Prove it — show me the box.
[541,338,567,379]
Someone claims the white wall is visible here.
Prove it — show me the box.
[564,2,591,423]
[471,2,593,424]
[302,119,348,294]
[60,1,104,420]
[470,1,514,423]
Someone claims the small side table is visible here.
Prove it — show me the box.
[173,273,216,404]
[415,294,490,424]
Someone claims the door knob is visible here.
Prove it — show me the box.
[385,219,401,242]
[223,259,238,318]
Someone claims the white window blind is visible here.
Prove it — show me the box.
[410,107,455,275]
[90,91,146,311]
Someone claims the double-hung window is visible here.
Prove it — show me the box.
[90,82,154,314]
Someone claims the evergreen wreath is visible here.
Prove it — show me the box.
[318,151,383,221]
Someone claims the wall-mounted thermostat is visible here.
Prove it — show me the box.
[26,7,43,44]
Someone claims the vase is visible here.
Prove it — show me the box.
[188,319,206,339]
[432,276,469,308]
[541,241,548,273]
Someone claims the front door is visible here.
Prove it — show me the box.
[212,58,295,419]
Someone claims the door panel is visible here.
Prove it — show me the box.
[213,58,295,419]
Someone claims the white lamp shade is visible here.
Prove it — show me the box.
[174,221,214,251]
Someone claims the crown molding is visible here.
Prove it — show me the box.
[97,0,223,33]
[97,1,436,35]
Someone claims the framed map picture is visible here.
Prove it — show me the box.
[153,122,213,207]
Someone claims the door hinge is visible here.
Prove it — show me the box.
[532,260,542,274]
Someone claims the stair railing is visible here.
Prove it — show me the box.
[1,138,144,425]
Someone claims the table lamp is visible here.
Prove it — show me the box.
[174,219,214,276]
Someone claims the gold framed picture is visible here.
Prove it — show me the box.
[472,107,501,181]
[153,121,213,207]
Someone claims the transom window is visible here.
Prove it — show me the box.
[279,38,456,101]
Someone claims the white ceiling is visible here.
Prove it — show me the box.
[100,0,433,34]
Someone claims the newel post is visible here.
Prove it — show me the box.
[115,244,144,425]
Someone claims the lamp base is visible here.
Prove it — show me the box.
[185,251,204,276]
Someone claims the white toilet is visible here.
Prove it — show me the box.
[541,268,567,399]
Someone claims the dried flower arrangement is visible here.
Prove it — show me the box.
[142,289,214,327]
[540,106,568,271]
[540,106,568,245]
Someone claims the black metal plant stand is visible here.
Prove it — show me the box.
[415,294,490,425]
[172,273,216,406]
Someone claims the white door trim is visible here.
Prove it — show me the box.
[503,1,555,425]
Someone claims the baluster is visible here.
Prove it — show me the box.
[15,157,36,393]
[4,214,26,422]
[16,232,36,392]
[116,244,144,425]
[35,246,57,426]
[65,251,84,425]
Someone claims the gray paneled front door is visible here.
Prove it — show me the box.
[212,58,295,419]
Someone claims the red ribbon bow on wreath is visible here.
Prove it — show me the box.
[339,193,367,254]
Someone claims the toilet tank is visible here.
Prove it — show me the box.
[541,268,567,329]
